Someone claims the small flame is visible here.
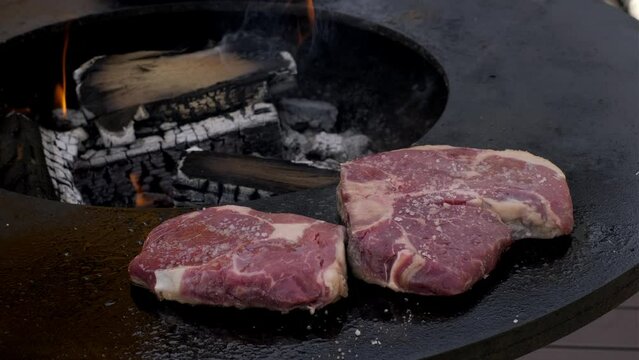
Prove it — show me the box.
[129,172,143,194]
[129,172,151,207]
[54,23,70,117]
[54,84,67,115]
[295,0,316,46]
[306,0,316,28]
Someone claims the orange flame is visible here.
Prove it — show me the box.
[306,0,316,28]
[54,84,67,116]
[129,172,151,207]
[54,23,70,117]
[129,172,143,194]
[295,0,316,46]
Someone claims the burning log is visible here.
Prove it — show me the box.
[75,40,297,147]
[0,112,57,200]
[68,103,281,207]
[178,151,339,194]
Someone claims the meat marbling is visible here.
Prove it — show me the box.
[129,205,348,313]
[338,145,573,296]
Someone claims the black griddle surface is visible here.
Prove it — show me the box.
[0,1,638,359]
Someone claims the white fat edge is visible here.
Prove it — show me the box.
[342,179,390,196]
[215,205,253,215]
[317,227,349,300]
[481,197,562,239]
[406,144,457,151]
[340,180,392,207]
[154,266,191,302]
[406,145,566,180]
[336,182,348,225]
[387,249,425,291]
[387,225,423,290]
[270,222,315,243]
[346,196,393,233]
[476,149,566,180]
[394,222,418,252]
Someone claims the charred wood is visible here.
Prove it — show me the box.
[0,112,56,200]
[179,151,339,194]
[68,103,281,207]
[75,45,296,147]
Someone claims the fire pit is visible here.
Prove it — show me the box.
[0,7,447,208]
[0,1,637,360]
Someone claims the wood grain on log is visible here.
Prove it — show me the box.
[78,50,259,114]
[180,151,339,194]
[75,47,296,131]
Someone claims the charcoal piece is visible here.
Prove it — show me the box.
[0,112,56,200]
[279,98,338,131]
[308,131,371,162]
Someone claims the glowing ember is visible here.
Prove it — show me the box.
[129,172,143,194]
[128,172,172,208]
[295,0,317,46]
[128,172,150,207]
[306,0,316,28]
[54,24,70,117]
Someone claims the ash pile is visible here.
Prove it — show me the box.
[38,33,370,208]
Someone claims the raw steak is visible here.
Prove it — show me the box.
[129,205,348,313]
[338,145,573,296]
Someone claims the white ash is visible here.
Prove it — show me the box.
[620,0,639,19]
[40,127,85,204]
[75,103,279,170]
[186,146,204,153]
[268,52,299,95]
[310,131,371,162]
[96,119,136,148]
[133,105,150,121]
[279,98,338,131]
[174,156,208,190]
[281,129,312,161]
[52,108,88,128]
[43,103,279,206]
[282,125,372,168]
